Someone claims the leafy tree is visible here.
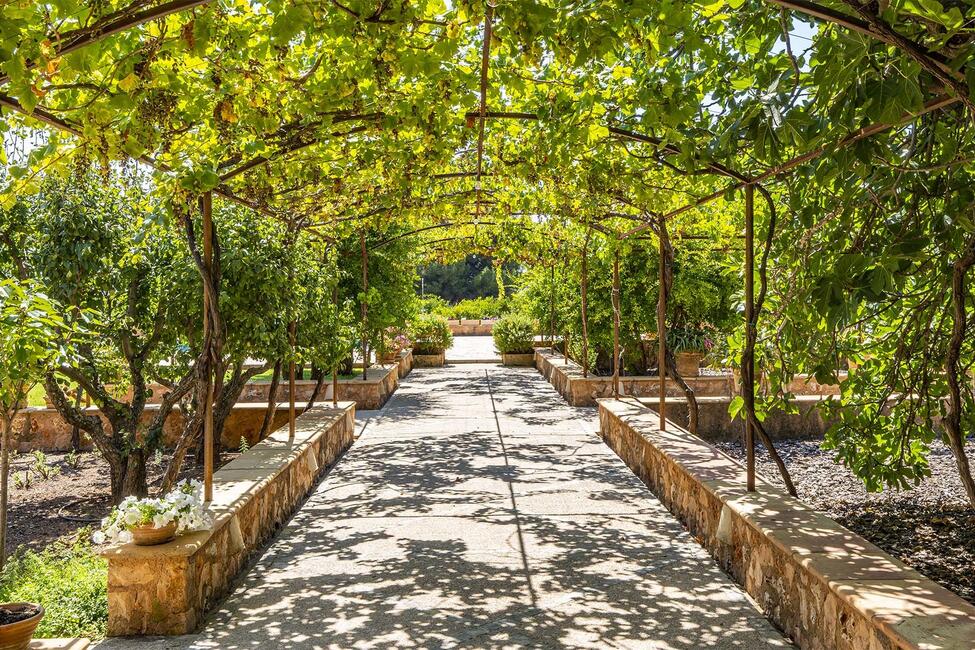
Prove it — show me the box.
[0,280,72,566]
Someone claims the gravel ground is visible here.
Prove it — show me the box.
[715,438,975,605]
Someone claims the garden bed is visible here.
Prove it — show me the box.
[715,437,975,606]
[3,449,240,554]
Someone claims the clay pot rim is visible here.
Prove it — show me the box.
[0,602,45,629]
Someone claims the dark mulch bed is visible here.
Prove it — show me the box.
[6,449,239,553]
[714,437,975,606]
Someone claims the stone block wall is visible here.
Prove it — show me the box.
[598,398,975,650]
[447,319,495,336]
[100,402,356,636]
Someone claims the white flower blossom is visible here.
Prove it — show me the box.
[92,478,211,545]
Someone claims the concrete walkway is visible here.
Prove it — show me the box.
[101,365,790,649]
[445,335,499,363]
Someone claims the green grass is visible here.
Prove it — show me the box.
[0,532,108,639]
[250,367,363,382]
[27,384,47,407]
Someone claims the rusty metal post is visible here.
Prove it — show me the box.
[612,247,621,399]
[288,321,296,440]
[360,231,368,381]
[332,284,339,407]
[657,224,667,432]
[581,232,590,377]
[744,184,756,492]
[201,191,214,503]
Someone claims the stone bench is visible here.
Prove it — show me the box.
[99,402,356,636]
[598,398,975,650]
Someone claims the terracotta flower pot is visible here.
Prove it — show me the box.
[0,603,44,650]
[676,351,706,377]
[131,521,178,546]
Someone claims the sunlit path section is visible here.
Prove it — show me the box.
[100,365,790,649]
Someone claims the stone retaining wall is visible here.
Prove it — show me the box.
[447,319,495,336]
[100,402,356,636]
[414,351,446,367]
[649,395,833,440]
[535,347,842,407]
[13,359,404,453]
[240,362,399,411]
[535,348,735,406]
[598,398,975,650]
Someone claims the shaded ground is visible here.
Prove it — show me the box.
[100,365,791,649]
[6,449,238,554]
[715,438,975,605]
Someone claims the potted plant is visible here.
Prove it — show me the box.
[408,314,452,367]
[493,314,536,366]
[667,326,714,377]
[0,602,44,649]
[93,479,211,546]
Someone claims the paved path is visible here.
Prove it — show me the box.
[445,335,499,362]
[101,365,790,649]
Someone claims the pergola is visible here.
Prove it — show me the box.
[1,0,972,501]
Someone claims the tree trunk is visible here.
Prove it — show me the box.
[0,410,11,569]
[70,386,83,451]
[581,230,590,377]
[305,371,327,412]
[944,239,975,508]
[258,360,283,441]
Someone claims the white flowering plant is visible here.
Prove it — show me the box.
[92,479,211,545]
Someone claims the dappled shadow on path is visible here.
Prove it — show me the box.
[100,364,789,649]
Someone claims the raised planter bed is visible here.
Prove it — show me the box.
[501,352,535,367]
[598,398,975,650]
[413,350,446,367]
[100,402,356,636]
[535,348,841,407]
[447,319,494,336]
[239,363,399,410]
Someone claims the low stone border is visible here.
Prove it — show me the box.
[598,398,975,649]
[447,319,495,336]
[14,362,400,452]
[650,395,833,440]
[501,352,535,366]
[535,348,734,406]
[99,402,356,636]
[396,348,414,379]
[238,362,399,411]
[535,348,841,407]
[414,351,446,367]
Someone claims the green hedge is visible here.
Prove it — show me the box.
[0,533,107,639]
[408,313,453,354]
[492,314,536,354]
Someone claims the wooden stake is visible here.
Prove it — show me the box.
[657,222,667,432]
[612,247,621,399]
[201,191,214,503]
[744,184,756,492]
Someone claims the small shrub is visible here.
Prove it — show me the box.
[31,450,60,480]
[13,471,31,490]
[408,314,453,354]
[64,450,81,470]
[492,314,536,354]
[0,533,108,639]
[239,436,250,453]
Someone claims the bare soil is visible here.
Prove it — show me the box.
[6,449,238,553]
[715,438,975,606]
[0,603,41,625]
